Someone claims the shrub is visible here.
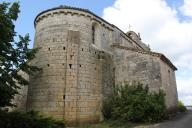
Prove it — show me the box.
[0,110,65,128]
[102,97,113,119]
[102,82,167,123]
[178,101,187,112]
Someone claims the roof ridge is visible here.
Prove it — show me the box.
[58,5,90,12]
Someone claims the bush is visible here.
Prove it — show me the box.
[178,101,187,112]
[102,97,113,119]
[0,110,65,128]
[102,82,167,123]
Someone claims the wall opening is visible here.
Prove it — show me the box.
[92,25,95,44]
[91,22,101,48]
[69,64,72,69]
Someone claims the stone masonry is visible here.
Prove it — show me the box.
[14,6,178,125]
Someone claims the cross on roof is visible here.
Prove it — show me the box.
[128,24,132,30]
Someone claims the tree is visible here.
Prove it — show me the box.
[102,82,167,122]
[0,2,39,107]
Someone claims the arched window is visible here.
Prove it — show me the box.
[92,25,95,44]
[91,22,101,48]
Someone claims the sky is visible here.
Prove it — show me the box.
[2,0,192,105]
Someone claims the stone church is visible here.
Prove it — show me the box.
[14,6,178,125]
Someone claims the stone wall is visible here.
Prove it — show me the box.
[11,70,29,111]
[113,45,178,108]
[160,61,178,108]
[100,51,114,99]
[114,47,162,91]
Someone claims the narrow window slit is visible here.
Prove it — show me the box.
[92,25,95,44]
[69,64,72,69]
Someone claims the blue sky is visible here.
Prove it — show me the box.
[5,0,115,48]
[5,0,186,48]
[3,0,192,105]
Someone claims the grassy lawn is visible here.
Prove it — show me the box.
[79,120,139,128]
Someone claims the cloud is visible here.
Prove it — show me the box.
[177,78,192,105]
[103,0,192,105]
[180,0,192,16]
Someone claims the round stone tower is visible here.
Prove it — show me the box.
[27,6,104,125]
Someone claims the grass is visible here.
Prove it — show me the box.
[79,120,138,128]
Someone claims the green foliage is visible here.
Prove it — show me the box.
[0,2,40,107]
[102,97,113,119]
[178,101,187,112]
[102,82,167,123]
[0,110,65,128]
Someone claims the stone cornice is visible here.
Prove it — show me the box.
[112,44,177,71]
[34,5,114,30]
